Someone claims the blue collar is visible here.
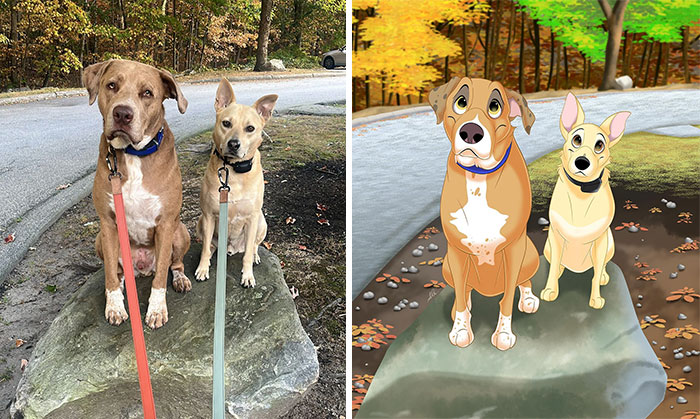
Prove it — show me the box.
[455,143,512,174]
[124,128,164,157]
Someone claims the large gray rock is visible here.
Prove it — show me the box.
[269,59,286,71]
[11,244,318,419]
[357,257,665,418]
[616,75,634,89]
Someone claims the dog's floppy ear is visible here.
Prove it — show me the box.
[159,69,188,114]
[82,60,113,105]
[559,92,585,138]
[505,88,535,134]
[215,78,235,112]
[428,76,461,124]
[600,111,630,148]
[254,94,278,122]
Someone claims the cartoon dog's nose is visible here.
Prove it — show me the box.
[227,138,240,151]
[575,156,590,171]
[459,123,484,144]
[113,105,133,125]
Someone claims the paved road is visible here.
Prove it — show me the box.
[0,72,346,282]
[352,88,700,298]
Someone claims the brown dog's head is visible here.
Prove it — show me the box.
[212,78,277,160]
[559,92,630,181]
[83,59,187,150]
[429,77,535,170]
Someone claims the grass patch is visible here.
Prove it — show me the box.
[528,131,700,215]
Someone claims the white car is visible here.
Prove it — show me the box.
[321,46,346,69]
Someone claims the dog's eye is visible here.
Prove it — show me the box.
[488,99,502,118]
[453,95,467,114]
[572,134,582,148]
[142,90,152,98]
[246,125,255,133]
[594,139,605,154]
[107,82,116,90]
[222,120,231,128]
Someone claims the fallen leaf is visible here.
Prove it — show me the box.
[4,234,15,243]
[20,359,28,371]
[317,219,330,226]
[56,183,71,190]
[285,217,296,225]
[45,284,57,293]
[15,339,25,348]
[316,203,329,211]
[298,244,308,251]
[262,241,272,250]
[280,260,285,268]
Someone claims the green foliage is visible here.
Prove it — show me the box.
[625,0,700,43]
[269,45,319,68]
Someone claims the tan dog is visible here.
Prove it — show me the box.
[540,92,630,309]
[84,59,191,329]
[430,77,540,351]
[195,79,277,287]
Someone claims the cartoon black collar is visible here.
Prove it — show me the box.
[563,168,604,193]
[213,148,253,174]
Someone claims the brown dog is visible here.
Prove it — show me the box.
[430,77,540,351]
[83,59,191,329]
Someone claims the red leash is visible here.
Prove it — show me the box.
[107,148,157,419]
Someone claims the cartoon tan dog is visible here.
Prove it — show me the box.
[195,78,277,287]
[430,77,540,351]
[83,59,191,329]
[540,92,630,309]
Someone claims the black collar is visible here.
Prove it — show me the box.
[563,169,604,193]
[213,148,254,174]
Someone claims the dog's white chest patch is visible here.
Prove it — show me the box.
[449,176,508,265]
[108,155,162,245]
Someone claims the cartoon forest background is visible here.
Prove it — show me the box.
[351,0,700,111]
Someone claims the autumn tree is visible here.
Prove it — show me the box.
[254,0,274,71]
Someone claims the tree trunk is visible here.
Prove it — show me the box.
[254,0,274,71]
[532,19,541,91]
[581,52,587,88]
[9,0,19,85]
[635,40,648,86]
[555,42,561,90]
[547,29,556,90]
[381,75,386,106]
[444,24,454,82]
[489,0,502,78]
[483,14,491,78]
[501,3,517,80]
[662,42,669,85]
[682,26,690,83]
[563,46,569,89]
[643,41,655,87]
[597,0,629,90]
[518,9,525,92]
[172,0,178,71]
[365,76,370,108]
[653,42,663,86]
[293,0,304,48]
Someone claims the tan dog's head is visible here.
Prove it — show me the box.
[559,92,630,181]
[429,77,535,170]
[83,59,187,150]
[213,78,278,160]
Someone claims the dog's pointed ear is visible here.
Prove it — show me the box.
[82,60,113,105]
[159,69,188,114]
[254,94,278,122]
[215,78,235,112]
[600,111,630,147]
[559,92,585,138]
[428,77,461,124]
[505,88,535,134]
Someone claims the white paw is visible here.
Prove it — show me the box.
[195,263,210,281]
[105,289,128,325]
[172,270,192,293]
[491,313,516,351]
[241,271,256,288]
[254,252,261,265]
[145,288,168,329]
[518,286,540,314]
[448,310,473,348]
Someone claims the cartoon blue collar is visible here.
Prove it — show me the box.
[455,143,512,175]
[124,128,164,157]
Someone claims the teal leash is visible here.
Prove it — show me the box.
[213,166,229,418]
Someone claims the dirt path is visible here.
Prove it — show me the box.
[0,113,346,417]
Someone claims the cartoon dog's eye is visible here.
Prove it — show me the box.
[246,125,255,132]
[107,82,116,90]
[488,99,502,118]
[572,134,582,148]
[222,120,231,128]
[594,139,605,153]
[453,95,467,114]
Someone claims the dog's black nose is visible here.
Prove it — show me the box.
[575,156,590,170]
[459,123,484,144]
[227,138,240,151]
[113,105,133,125]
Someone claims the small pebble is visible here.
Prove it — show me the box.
[677,396,687,404]
[679,313,687,320]
[670,405,674,409]
[358,337,366,343]
[361,344,371,351]
[377,297,388,305]
[412,249,423,257]
[628,225,639,233]
[670,272,678,279]
[363,291,375,300]
[685,237,693,243]
[401,299,408,304]
[675,353,684,360]
[666,201,677,209]
[678,264,685,271]
[660,346,666,350]
[538,217,549,226]
[652,340,657,345]
[638,295,643,300]
[417,245,425,250]
[354,382,365,389]
[355,306,360,311]
[408,265,418,273]
[409,301,419,309]
[644,315,653,322]
[661,198,668,203]
[393,305,401,312]
[387,281,398,289]
[398,302,406,309]
[674,348,679,353]
[634,255,639,260]
[428,243,439,251]
[400,267,408,273]
[693,350,700,356]
[433,260,442,266]
[686,351,692,356]
[636,303,642,308]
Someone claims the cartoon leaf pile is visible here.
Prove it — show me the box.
[640,315,666,329]
[352,319,397,349]
[666,287,700,303]
[665,325,700,340]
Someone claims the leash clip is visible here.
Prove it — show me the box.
[218,166,230,192]
[106,146,122,180]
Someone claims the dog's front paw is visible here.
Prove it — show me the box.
[448,310,473,348]
[195,262,210,282]
[491,313,516,351]
[241,271,256,288]
[518,287,540,314]
[172,270,192,293]
[254,251,261,265]
[600,271,610,286]
[540,287,559,302]
[589,296,606,309]
[105,289,128,325]
[145,288,168,329]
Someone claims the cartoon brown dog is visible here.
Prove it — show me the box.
[430,77,540,351]
[540,92,630,309]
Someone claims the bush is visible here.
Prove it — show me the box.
[269,46,320,69]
